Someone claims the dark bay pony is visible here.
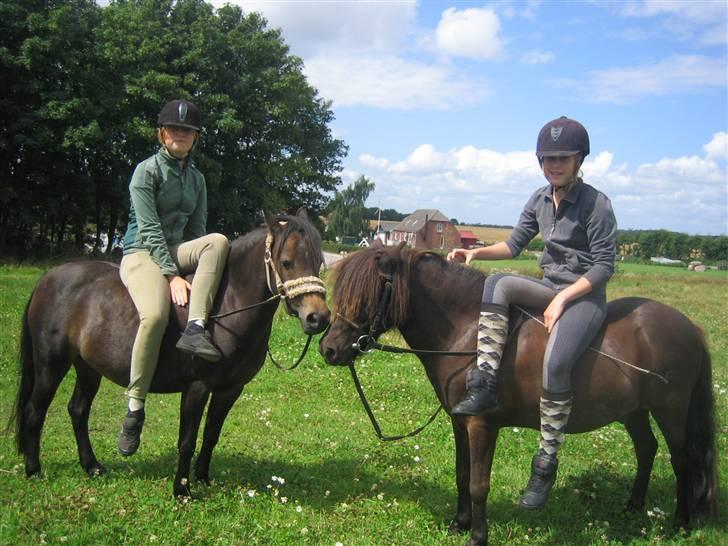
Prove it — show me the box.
[14,209,330,499]
[319,244,718,546]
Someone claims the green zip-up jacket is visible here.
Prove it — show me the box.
[122,147,207,276]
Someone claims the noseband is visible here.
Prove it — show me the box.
[209,230,326,321]
[264,233,326,302]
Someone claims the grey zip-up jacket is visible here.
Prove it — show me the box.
[505,181,617,293]
[122,148,207,275]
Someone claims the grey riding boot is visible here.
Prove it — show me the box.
[451,305,508,416]
[519,451,559,509]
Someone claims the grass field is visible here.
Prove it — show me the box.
[0,261,725,546]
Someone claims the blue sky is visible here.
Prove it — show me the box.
[214,1,727,235]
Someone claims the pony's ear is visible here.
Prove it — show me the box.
[263,210,283,233]
[295,207,309,221]
[370,238,385,250]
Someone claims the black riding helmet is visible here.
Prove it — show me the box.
[536,116,589,159]
[157,99,202,131]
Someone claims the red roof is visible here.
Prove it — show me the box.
[459,230,478,239]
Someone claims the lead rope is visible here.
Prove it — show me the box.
[514,305,669,384]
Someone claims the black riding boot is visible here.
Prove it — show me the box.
[118,408,145,457]
[176,322,223,362]
[450,304,508,416]
[519,451,559,509]
[451,367,501,415]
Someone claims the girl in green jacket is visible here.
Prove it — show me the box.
[118,99,230,456]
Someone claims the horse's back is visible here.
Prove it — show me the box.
[566,296,705,429]
[27,261,138,385]
[503,296,705,431]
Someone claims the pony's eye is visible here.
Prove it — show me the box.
[282,260,293,270]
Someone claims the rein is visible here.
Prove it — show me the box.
[209,230,326,370]
[348,363,443,441]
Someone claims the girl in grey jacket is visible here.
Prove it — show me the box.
[447,116,617,510]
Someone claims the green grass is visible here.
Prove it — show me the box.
[0,263,726,545]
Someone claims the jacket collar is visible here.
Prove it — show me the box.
[543,178,584,204]
[158,147,193,172]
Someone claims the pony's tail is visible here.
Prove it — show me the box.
[684,332,719,524]
[9,297,34,456]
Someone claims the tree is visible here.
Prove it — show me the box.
[0,0,348,257]
[326,176,375,239]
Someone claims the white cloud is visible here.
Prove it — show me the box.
[549,55,727,104]
[356,134,727,234]
[520,49,555,65]
[435,7,504,60]
[620,0,727,46]
[214,1,417,57]
[303,54,487,110]
[704,132,728,161]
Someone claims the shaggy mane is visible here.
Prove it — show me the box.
[332,246,483,330]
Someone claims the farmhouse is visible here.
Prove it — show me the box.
[390,209,461,250]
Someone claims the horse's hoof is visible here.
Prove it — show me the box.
[86,463,107,478]
[448,519,471,535]
[196,474,211,486]
[174,477,194,501]
[175,493,194,504]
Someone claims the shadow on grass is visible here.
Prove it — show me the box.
[61,447,725,545]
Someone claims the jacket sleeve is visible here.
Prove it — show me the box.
[506,193,540,257]
[129,163,179,276]
[184,174,207,241]
[583,193,617,289]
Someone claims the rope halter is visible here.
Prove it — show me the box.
[264,233,326,301]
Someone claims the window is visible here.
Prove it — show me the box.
[436,222,443,233]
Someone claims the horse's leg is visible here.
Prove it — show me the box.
[22,355,70,477]
[67,361,105,476]
[173,381,211,499]
[651,410,689,526]
[466,418,499,546]
[194,385,245,484]
[448,416,472,535]
[623,409,658,512]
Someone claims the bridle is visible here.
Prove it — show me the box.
[263,233,326,306]
[210,231,326,320]
[209,229,327,371]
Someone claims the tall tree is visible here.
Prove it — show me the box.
[0,0,347,257]
[326,175,375,239]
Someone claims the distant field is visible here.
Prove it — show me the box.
[457,225,513,244]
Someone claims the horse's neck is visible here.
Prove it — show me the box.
[223,232,272,307]
[399,260,482,353]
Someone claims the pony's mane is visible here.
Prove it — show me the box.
[332,245,483,329]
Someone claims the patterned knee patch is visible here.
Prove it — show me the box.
[476,311,508,375]
[538,397,572,456]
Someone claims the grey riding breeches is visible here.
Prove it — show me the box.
[482,272,607,396]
